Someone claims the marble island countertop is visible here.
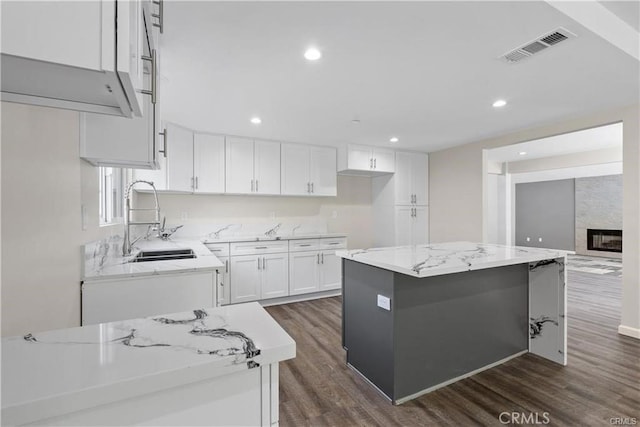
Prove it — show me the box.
[336,241,571,278]
[1,303,295,426]
[83,237,223,281]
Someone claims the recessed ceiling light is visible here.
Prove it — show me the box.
[250,117,262,125]
[390,137,399,143]
[493,99,507,108]
[519,151,527,156]
[304,47,322,61]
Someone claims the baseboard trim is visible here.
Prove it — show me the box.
[618,324,640,339]
[259,289,341,307]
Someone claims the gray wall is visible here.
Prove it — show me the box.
[515,179,575,251]
[575,174,623,258]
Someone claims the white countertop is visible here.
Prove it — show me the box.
[336,242,570,278]
[1,303,296,426]
[83,238,223,281]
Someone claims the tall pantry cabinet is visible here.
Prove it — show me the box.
[372,151,429,247]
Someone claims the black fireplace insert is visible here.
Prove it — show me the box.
[587,229,622,253]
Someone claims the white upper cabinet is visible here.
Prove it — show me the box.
[281,144,337,196]
[166,123,194,193]
[226,137,280,195]
[1,0,159,117]
[394,206,429,246]
[194,134,225,194]
[338,144,395,176]
[394,151,429,205]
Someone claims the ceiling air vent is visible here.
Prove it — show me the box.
[500,27,576,63]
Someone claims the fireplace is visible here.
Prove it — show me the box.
[587,229,622,253]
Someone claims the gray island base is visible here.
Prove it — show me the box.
[338,242,567,404]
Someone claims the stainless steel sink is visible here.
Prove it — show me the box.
[129,249,196,263]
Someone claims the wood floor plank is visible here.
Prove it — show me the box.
[266,270,640,426]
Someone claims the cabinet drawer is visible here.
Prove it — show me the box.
[205,243,231,256]
[289,239,321,252]
[320,237,347,250]
[231,241,288,255]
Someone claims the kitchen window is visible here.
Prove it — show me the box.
[98,167,124,225]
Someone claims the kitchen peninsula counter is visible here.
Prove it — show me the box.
[337,242,568,404]
[1,303,295,426]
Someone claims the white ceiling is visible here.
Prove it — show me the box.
[486,122,623,163]
[160,1,639,153]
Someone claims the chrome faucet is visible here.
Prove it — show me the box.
[264,223,282,237]
[123,180,161,256]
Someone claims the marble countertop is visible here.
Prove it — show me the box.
[336,242,570,278]
[1,303,296,426]
[202,233,347,244]
[83,238,223,281]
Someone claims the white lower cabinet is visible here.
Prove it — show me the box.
[289,237,346,296]
[81,270,217,325]
[217,256,230,305]
[230,253,289,304]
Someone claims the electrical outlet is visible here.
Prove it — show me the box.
[377,294,391,311]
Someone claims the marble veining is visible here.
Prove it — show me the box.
[21,309,261,363]
[337,242,571,278]
[529,315,559,339]
[2,303,296,426]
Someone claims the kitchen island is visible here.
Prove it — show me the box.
[1,303,295,426]
[337,242,568,404]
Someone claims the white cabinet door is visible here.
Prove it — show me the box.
[413,153,429,205]
[230,255,260,304]
[281,144,310,196]
[254,140,281,195]
[261,254,289,299]
[413,206,429,245]
[115,0,145,117]
[394,151,413,205]
[80,72,158,168]
[395,206,414,246]
[194,133,225,194]
[319,251,341,291]
[225,136,254,194]
[217,256,230,306]
[82,271,215,326]
[289,252,319,295]
[373,148,395,173]
[166,123,194,192]
[310,146,337,196]
[347,145,373,170]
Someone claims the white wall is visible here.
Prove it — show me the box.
[430,105,640,339]
[0,102,118,337]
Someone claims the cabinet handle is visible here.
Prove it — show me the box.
[158,127,167,158]
[195,176,199,190]
[298,244,312,247]
[370,158,373,169]
[251,179,255,192]
[255,246,268,249]
[311,182,314,193]
[256,180,259,192]
[140,49,157,104]
[374,158,377,169]
[307,182,310,193]
[152,0,164,33]
[317,253,320,264]
[225,259,229,273]
[321,253,324,264]
[257,258,261,270]
[262,257,266,270]
[327,242,341,245]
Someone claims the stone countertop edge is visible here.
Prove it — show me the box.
[336,242,572,279]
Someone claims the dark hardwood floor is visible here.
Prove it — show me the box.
[265,271,640,426]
